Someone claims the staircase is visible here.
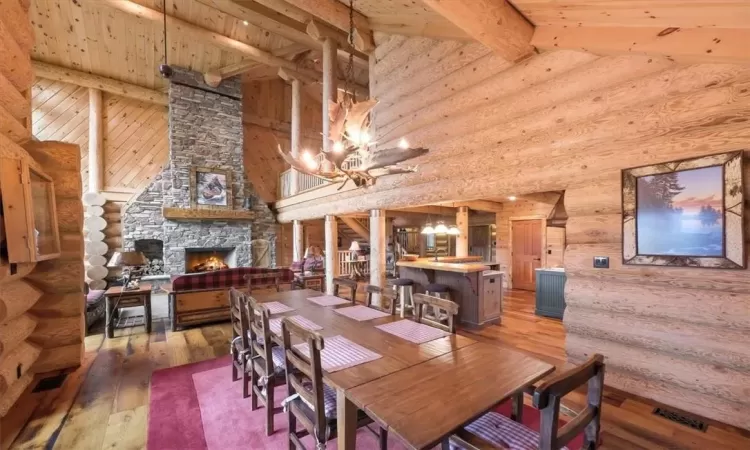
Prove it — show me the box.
[337,217,369,247]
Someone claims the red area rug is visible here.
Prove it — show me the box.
[148,356,582,450]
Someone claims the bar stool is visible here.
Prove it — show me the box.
[392,279,415,318]
[425,283,451,321]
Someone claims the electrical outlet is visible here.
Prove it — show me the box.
[593,256,609,268]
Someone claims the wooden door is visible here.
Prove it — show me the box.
[512,220,542,291]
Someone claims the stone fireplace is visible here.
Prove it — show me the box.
[134,239,164,275]
[185,247,238,273]
[121,67,277,275]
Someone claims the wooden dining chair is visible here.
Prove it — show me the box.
[333,276,358,303]
[245,272,282,294]
[412,293,459,333]
[364,284,396,315]
[280,317,388,450]
[228,288,251,395]
[449,354,606,450]
[245,295,286,435]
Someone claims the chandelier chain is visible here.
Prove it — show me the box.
[345,0,355,105]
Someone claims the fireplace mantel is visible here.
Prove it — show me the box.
[162,207,255,221]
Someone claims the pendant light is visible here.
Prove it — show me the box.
[158,0,173,78]
[421,206,435,235]
[447,225,461,235]
[434,221,449,234]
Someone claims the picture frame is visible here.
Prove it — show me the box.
[622,151,745,269]
[189,166,233,210]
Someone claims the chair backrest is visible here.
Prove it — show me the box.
[533,354,606,450]
[412,293,459,333]
[245,295,274,363]
[229,288,250,350]
[244,272,281,294]
[364,284,396,315]
[281,317,328,443]
[332,277,357,303]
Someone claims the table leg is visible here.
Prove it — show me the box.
[105,297,114,339]
[336,388,357,450]
[144,293,152,334]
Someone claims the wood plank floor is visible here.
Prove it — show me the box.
[8,290,750,449]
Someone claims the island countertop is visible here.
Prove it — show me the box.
[396,259,489,273]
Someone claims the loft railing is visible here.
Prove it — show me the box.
[337,250,370,277]
[278,153,363,199]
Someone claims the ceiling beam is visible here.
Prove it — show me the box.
[198,0,369,60]
[243,114,322,141]
[95,0,323,81]
[422,0,534,62]
[438,200,504,213]
[532,26,750,64]
[392,205,457,217]
[278,67,369,98]
[282,0,374,52]
[32,61,168,105]
[204,43,309,86]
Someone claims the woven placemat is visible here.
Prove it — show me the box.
[334,305,390,322]
[375,319,450,344]
[268,315,323,336]
[307,295,351,307]
[294,335,382,372]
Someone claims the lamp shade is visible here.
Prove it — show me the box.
[349,241,361,251]
[421,223,435,235]
[107,251,148,267]
[434,222,449,234]
[447,225,461,235]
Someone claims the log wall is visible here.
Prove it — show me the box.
[277,34,750,430]
[1,3,82,447]
[31,79,169,194]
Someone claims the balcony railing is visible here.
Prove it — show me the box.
[337,250,370,277]
[278,153,363,199]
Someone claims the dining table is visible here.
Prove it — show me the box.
[255,288,555,450]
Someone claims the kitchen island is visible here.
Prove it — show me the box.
[396,259,504,329]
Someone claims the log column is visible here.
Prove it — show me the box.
[290,78,301,195]
[88,88,103,193]
[369,209,386,306]
[456,206,469,257]
[322,38,338,154]
[293,220,304,262]
[324,215,339,294]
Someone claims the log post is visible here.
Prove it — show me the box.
[322,38,338,153]
[293,220,304,262]
[290,78,301,195]
[369,209,386,306]
[324,214,338,294]
[456,206,469,257]
[88,88,103,193]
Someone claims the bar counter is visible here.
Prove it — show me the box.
[396,259,504,329]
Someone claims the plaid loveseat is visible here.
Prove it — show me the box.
[168,267,294,331]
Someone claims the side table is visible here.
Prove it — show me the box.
[294,273,325,291]
[103,283,152,338]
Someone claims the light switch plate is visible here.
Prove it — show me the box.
[593,256,609,268]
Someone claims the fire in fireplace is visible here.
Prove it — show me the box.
[185,247,238,273]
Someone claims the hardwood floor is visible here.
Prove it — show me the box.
[8,290,750,449]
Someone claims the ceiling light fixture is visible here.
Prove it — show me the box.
[508,196,517,201]
[242,20,249,26]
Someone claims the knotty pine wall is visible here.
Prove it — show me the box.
[1,2,84,447]
[31,78,169,194]
[243,79,323,203]
[279,34,750,430]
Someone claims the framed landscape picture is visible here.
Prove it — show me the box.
[190,166,233,209]
[622,151,745,268]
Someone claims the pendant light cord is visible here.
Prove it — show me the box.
[163,0,168,66]
[345,0,355,105]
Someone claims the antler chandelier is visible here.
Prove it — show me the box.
[277,0,428,188]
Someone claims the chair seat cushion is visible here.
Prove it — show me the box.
[86,289,106,306]
[392,278,414,286]
[454,412,569,450]
[298,382,337,419]
[271,346,286,371]
[425,283,449,293]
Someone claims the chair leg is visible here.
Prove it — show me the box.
[243,369,251,399]
[250,367,259,409]
[379,427,388,450]
[287,411,297,450]
[266,378,275,436]
[231,351,239,381]
[440,438,451,450]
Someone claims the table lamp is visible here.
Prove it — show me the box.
[349,241,361,261]
[108,251,148,290]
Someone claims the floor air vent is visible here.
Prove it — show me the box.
[32,373,69,393]
[652,407,707,432]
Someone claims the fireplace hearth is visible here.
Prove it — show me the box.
[185,247,238,273]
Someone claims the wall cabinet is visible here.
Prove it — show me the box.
[0,158,61,263]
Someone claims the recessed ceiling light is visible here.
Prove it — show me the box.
[508,196,517,201]
[242,20,249,26]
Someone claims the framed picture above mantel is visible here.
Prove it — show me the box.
[622,150,745,269]
[190,166,233,210]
